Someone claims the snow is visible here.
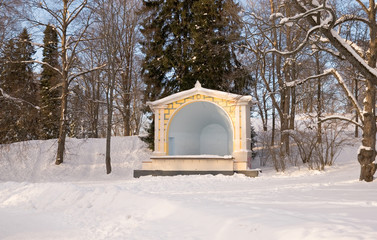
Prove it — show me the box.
[344,39,365,57]
[1,136,377,239]
[269,13,284,21]
[279,17,293,27]
[331,29,377,78]
[152,155,233,159]
[358,145,373,155]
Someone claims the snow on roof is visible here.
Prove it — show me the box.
[147,81,252,108]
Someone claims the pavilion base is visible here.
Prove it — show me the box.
[133,169,260,178]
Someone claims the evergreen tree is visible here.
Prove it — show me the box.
[140,0,251,98]
[40,25,61,139]
[140,0,252,148]
[188,0,251,93]
[0,28,38,143]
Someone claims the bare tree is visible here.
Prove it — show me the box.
[92,0,143,173]
[243,0,310,169]
[112,0,143,137]
[0,0,23,51]
[27,0,105,165]
[260,0,377,181]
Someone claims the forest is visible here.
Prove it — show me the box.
[0,0,376,181]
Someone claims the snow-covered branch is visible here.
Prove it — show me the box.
[284,71,332,87]
[291,0,377,85]
[325,68,364,122]
[19,60,62,75]
[267,24,322,56]
[286,67,363,122]
[267,2,336,57]
[344,39,365,58]
[66,0,88,27]
[0,88,40,110]
[312,44,343,59]
[319,115,363,129]
[334,14,370,27]
[69,64,106,84]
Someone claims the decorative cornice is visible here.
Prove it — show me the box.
[147,81,252,109]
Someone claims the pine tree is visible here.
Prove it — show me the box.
[40,25,61,139]
[0,28,38,143]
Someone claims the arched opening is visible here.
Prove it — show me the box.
[168,101,233,156]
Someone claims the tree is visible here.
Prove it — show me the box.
[0,0,23,53]
[243,0,310,166]
[0,28,39,143]
[258,0,377,181]
[140,0,251,98]
[39,24,61,139]
[91,0,144,173]
[140,0,252,147]
[28,0,104,165]
[106,0,144,137]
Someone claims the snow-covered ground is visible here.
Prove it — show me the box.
[0,136,376,240]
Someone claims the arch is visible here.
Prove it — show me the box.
[167,101,233,156]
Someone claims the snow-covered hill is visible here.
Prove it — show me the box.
[1,136,377,239]
[0,136,149,182]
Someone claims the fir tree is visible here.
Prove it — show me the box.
[0,28,38,143]
[139,0,252,148]
[40,25,61,139]
[189,0,252,94]
[140,0,251,97]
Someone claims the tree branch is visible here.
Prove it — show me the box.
[68,64,106,84]
[18,60,62,75]
[325,68,364,123]
[0,88,41,110]
[292,0,377,86]
[320,115,363,129]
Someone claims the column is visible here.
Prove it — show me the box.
[153,105,166,156]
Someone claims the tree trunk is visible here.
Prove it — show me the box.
[358,79,376,181]
[358,2,377,181]
[55,6,68,165]
[281,67,291,156]
[55,75,68,165]
[105,77,114,174]
[354,78,359,138]
[316,52,322,144]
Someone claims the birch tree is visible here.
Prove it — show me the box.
[28,0,104,165]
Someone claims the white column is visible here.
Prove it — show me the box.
[232,101,251,170]
[153,106,166,156]
[234,105,240,152]
[240,102,251,151]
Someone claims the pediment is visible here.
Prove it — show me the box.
[147,81,252,110]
